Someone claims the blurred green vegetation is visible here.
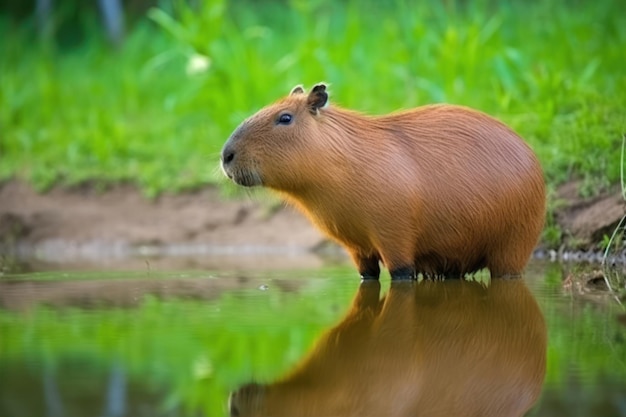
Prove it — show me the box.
[1,0,625,198]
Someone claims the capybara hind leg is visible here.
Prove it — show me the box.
[351,252,381,280]
[488,263,522,279]
[487,249,528,279]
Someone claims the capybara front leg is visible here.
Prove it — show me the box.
[389,266,416,281]
[352,252,381,280]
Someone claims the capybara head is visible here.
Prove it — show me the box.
[221,84,328,190]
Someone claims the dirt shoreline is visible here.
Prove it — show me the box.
[0,179,624,271]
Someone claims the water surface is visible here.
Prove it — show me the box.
[0,261,624,416]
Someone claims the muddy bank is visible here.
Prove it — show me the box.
[0,180,624,270]
[0,180,327,271]
[555,181,625,249]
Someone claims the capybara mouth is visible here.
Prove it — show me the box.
[229,169,262,187]
[221,162,261,187]
[229,383,265,417]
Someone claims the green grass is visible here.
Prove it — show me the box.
[1,0,625,197]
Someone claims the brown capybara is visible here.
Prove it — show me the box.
[229,279,547,417]
[221,83,545,280]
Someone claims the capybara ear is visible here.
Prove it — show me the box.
[307,83,328,114]
[290,85,305,95]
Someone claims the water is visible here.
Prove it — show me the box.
[0,260,624,417]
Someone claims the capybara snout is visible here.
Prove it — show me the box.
[221,83,546,280]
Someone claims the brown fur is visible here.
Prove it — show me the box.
[221,84,546,279]
[229,279,547,417]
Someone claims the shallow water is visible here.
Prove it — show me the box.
[0,260,624,417]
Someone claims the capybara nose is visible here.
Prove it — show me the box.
[221,147,235,166]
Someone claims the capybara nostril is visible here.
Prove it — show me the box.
[222,149,235,165]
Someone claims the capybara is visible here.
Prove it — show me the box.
[221,83,546,280]
[229,279,547,417]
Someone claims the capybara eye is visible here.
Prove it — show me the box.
[277,113,293,125]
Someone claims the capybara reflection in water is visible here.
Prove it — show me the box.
[229,279,547,417]
[221,84,545,280]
